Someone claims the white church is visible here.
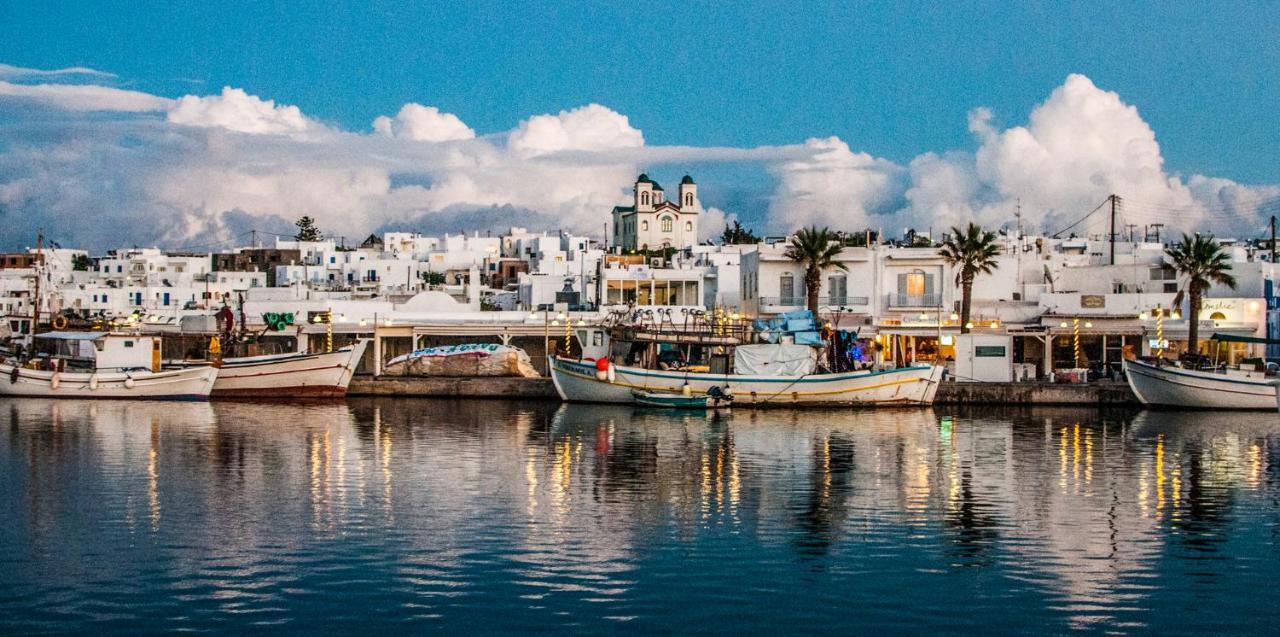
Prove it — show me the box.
[611,174,700,251]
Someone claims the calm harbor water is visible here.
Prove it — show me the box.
[2,398,1278,634]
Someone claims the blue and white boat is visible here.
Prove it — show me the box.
[551,313,942,407]
[1123,358,1278,410]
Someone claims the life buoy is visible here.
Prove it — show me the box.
[88,374,99,391]
[51,315,69,330]
[50,372,62,390]
[124,376,135,389]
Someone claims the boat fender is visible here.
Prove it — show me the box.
[10,366,19,384]
[595,357,610,381]
[88,374,99,391]
[50,372,61,390]
[124,376,135,389]
[681,383,692,397]
[607,365,616,383]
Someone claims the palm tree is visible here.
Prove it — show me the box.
[785,226,847,316]
[1166,234,1236,357]
[938,223,1001,334]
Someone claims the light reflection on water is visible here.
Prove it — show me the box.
[1,398,1279,634]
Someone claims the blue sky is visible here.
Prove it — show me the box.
[0,1,1278,250]
[4,1,1276,182]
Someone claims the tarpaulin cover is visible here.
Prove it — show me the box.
[384,344,539,377]
[733,343,817,377]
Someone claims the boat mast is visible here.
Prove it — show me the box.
[31,230,43,336]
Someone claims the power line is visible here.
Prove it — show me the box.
[1051,197,1110,238]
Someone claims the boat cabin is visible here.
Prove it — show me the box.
[33,332,162,372]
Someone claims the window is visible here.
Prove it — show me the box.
[661,216,673,232]
[829,275,847,305]
[1149,267,1176,281]
[780,272,795,303]
[685,221,693,232]
[685,193,693,207]
[641,221,649,231]
[904,271,927,296]
[641,192,650,205]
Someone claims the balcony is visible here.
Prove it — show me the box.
[760,296,870,310]
[887,293,942,308]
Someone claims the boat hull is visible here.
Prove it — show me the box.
[1123,359,1278,410]
[209,341,368,399]
[0,364,217,400]
[552,357,943,407]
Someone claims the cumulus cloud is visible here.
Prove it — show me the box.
[167,86,312,135]
[507,104,644,157]
[0,63,1276,252]
[767,136,903,230]
[372,103,475,142]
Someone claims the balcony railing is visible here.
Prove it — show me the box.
[760,296,869,309]
[887,293,942,307]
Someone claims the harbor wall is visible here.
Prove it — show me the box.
[349,376,1139,405]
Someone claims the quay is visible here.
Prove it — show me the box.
[348,376,1140,406]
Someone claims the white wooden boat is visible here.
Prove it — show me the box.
[551,357,943,407]
[1123,358,1279,410]
[0,332,217,400]
[206,340,368,399]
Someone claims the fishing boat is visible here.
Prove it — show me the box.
[0,332,217,400]
[551,310,943,407]
[203,341,369,399]
[1122,357,1279,410]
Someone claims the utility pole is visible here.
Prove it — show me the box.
[1126,224,1138,243]
[1151,223,1163,245]
[251,229,257,249]
[1271,215,1276,263]
[1109,194,1119,265]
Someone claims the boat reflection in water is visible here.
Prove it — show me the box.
[2,398,1279,633]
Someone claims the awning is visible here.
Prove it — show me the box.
[34,331,106,341]
[1210,333,1280,345]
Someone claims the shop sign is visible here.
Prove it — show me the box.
[975,345,1007,357]
[1080,295,1106,309]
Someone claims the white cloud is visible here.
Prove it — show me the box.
[767,136,902,230]
[508,104,644,157]
[167,86,312,135]
[2,67,1277,253]
[372,103,475,142]
[0,62,116,79]
[0,80,172,112]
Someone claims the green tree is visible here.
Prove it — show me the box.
[422,271,446,286]
[1166,233,1236,357]
[784,226,847,315]
[939,223,1001,334]
[294,216,323,242]
[720,220,760,245]
[71,254,92,271]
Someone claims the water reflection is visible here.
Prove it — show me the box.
[2,399,1279,633]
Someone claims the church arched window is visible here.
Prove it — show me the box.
[641,192,650,205]
[661,216,673,232]
[685,221,693,232]
[685,193,693,206]
[641,220,649,231]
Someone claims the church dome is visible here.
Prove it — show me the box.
[681,175,695,184]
